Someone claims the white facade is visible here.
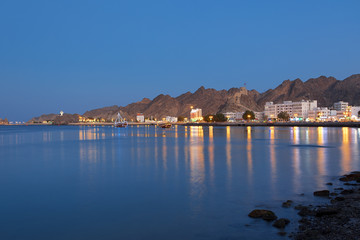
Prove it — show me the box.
[136,113,145,122]
[264,100,317,120]
[165,116,178,123]
[254,112,264,121]
[308,107,338,121]
[333,101,348,111]
[190,108,202,122]
[224,112,243,122]
[350,106,360,118]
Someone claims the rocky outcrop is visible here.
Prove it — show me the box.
[53,114,81,125]
[28,114,58,123]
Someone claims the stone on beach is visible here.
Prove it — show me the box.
[315,207,339,217]
[272,218,290,228]
[339,172,360,182]
[313,190,330,197]
[282,200,293,208]
[248,209,277,221]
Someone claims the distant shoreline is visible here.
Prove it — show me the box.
[7,122,360,128]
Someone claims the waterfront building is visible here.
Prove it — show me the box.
[254,112,264,121]
[190,108,202,122]
[265,100,317,120]
[308,107,338,121]
[333,101,349,112]
[136,113,145,122]
[223,112,243,122]
[350,106,360,119]
[165,116,178,123]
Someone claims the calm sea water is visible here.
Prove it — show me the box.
[0,125,359,240]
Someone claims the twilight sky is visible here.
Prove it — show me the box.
[1,0,359,121]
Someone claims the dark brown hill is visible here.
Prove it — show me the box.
[257,74,360,107]
[28,74,360,122]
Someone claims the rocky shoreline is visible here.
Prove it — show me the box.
[248,171,360,239]
[290,171,360,240]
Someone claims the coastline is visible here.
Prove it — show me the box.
[10,122,360,128]
[290,171,360,239]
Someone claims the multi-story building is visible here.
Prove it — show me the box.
[308,107,337,121]
[165,116,178,123]
[333,101,349,112]
[265,100,317,120]
[190,108,202,122]
[223,112,243,122]
[136,113,145,122]
[350,106,360,119]
[254,112,264,121]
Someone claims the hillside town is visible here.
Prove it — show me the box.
[27,100,360,125]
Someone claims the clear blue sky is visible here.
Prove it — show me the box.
[1,0,359,121]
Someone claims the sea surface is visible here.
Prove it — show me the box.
[0,125,359,240]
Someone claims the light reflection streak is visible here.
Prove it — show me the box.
[246,126,252,177]
[189,126,205,200]
[226,126,232,178]
[341,127,351,172]
[316,127,326,177]
[269,127,276,191]
[208,126,215,183]
[292,127,301,193]
[162,136,167,171]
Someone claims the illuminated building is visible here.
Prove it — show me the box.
[190,108,202,122]
[265,100,317,120]
[165,116,178,123]
[333,101,348,112]
[136,113,145,122]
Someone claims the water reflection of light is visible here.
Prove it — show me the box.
[341,127,351,172]
[189,126,205,199]
[292,127,301,193]
[208,126,215,184]
[246,127,252,175]
[226,127,232,181]
[79,128,99,141]
[162,136,167,171]
[316,127,326,177]
[269,127,276,188]
[42,132,51,142]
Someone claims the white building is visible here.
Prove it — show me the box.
[190,108,202,122]
[165,116,178,123]
[350,106,360,119]
[308,107,338,121]
[333,101,348,112]
[136,113,145,122]
[223,112,243,122]
[265,100,317,120]
[254,112,264,121]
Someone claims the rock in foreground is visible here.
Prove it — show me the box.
[248,209,277,221]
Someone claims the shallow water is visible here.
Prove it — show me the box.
[0,125,359,240]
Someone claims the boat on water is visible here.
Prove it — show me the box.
[114,113,128,128]
[157,122,172,128]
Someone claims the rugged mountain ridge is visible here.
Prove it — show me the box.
[28,74,360,122]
